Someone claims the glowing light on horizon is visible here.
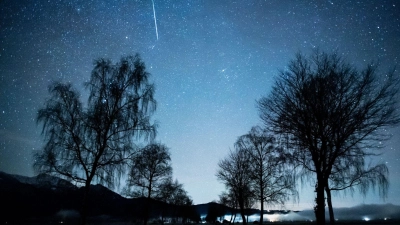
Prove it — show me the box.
[363,216,370,221]
[265,214,280,222]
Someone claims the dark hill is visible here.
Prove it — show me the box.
[2,172,400,224]
[0,172,198,223]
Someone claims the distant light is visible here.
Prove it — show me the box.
[265,214,279,222]
[363,217,370,221]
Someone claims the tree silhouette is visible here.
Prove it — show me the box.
[157,178,194,224]
[216,148,254,225]
[235,126,296,224]
[325,147,388,224]
[127,143,172,225]
[219,189,238,223]
[205,202,226,223]
[34,54,156,225]
[242,185,256,224]
[257,51,400,225]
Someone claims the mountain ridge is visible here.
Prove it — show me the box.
[1,171,400,223]
[0,171,198,223]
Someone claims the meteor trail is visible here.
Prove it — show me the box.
[151,0,159,40]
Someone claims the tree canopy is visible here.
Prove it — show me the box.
[216,147,254,225]
[34,54,157,224]
[127,143,173,199]
[258,51,400,225]
[235,126,296,224]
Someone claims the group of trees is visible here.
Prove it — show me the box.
[217,51,399,225]
[34,55,192,225]
[34,51,400,225]
[125,143,194,225]
[216,126,297,225]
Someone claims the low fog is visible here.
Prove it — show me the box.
[221,204,400,222]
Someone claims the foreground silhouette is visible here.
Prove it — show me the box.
[34,54,157,225]
[258,50,400,225]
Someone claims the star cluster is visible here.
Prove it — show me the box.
[1,0,399,209]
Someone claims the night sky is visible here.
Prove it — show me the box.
[1,0,400,210]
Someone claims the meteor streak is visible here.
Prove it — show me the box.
[151,0,159,40]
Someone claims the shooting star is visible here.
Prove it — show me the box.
[151,0,159,40]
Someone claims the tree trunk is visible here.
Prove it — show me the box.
[325,185,335,225]
[314,174,326,225]
[144,186,152,225]
[161,208,165,225]
[238,198,247,225]
[240,208,246,225]
[144,197,150,225]
[80,181,91,225]
[260,189,264,224]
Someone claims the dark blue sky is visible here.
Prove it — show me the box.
[1,0,400,209]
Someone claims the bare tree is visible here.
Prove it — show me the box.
[34,54,156,225]
[236,126,296,224]
[157,178,194,223]
[127,143,172,225]
[216,148,254,225]
[257,51,400,225]
[160,179,192,206]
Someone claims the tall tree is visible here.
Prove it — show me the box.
[236,126,296,224]
[34,54,156,225]
[127,143,172,225]
[216,148,254,225]
[257,51,400,225]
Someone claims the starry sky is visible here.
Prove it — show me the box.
[1,0,400,210]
